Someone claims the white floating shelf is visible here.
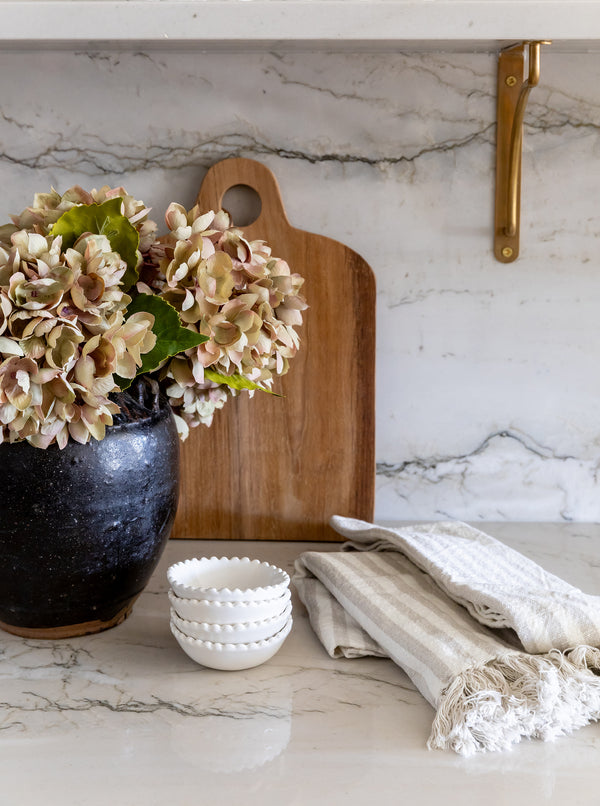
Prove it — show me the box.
[2,1,600,50]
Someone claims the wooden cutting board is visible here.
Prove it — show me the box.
[171,158,375,541]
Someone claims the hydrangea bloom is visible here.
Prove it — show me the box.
[0,187,156,448]
[141,204,307,436]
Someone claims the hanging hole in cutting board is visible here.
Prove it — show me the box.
[221,184,262,227]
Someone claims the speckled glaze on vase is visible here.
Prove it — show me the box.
[0,384,180,639]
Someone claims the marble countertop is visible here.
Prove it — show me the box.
[3,523,600,805]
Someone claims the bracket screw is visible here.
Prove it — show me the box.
[501,246,513,258]
[505,75,517,87]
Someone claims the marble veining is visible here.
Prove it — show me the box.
[2,532,600,805]
[1,49,600,520]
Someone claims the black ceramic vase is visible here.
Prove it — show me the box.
[0,379,180,638]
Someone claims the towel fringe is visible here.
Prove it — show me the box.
[428,651,600,756]
[565,644,600,673]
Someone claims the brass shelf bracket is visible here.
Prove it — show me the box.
[494,40,551,263]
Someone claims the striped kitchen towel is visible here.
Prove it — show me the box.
[292,516,600,756]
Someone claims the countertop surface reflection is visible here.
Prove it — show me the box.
[2,524,600,805]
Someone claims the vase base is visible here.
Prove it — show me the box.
[0,599,137,639]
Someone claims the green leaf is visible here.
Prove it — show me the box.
[50,198,140,290]
[204,368,281,396]
[115,294,207,390]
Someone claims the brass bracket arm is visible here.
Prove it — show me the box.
[494,40,551,263]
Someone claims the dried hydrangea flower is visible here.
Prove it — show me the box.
[0,187,158,448]
[143,205,306,433]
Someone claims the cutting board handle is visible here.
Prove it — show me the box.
[196,158,291,233]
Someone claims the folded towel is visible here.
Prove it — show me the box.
[293,517,600,756]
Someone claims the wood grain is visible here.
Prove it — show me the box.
[171,158,375,541]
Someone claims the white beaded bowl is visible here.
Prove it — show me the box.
[168,588,291,625]
[171,602,292,643]
[170,617,293,671]
[167,556,290,602]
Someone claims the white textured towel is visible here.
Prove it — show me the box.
[293,517,600,756]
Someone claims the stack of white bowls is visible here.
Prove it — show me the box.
[167,556,292,670]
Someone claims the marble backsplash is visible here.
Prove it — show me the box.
[1,46,599,522]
